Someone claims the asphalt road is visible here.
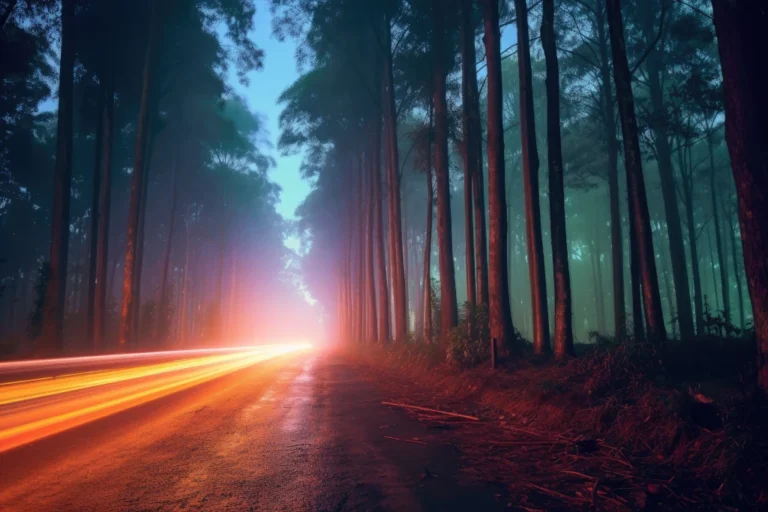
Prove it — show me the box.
[0,348,504,512]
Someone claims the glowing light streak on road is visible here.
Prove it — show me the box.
[0,344,311,453]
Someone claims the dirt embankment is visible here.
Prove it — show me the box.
[345,338,767,511]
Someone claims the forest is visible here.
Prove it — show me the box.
[1,0,766,394]
[0,0,316,355]
[275,0,767,395]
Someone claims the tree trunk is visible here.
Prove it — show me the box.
[459,0,489,309]
[459,0,477,307]
[725,200,746,328]
[596,1,625,340]
[383,14,408,342]
[706,131,730,322]
[423,104,434,343]
[541,0,573,359]
[372,113,390,342]
[86,90,105,346]
[179,222,190,345]
[707,226,720,312]
[155,142,180,342]
[365,132,378,342]
[641,8,695,340]
[91,37,116,349]
[131,124,154,345]
[40,0,75,351]
[606,0,666,342]
[481,0,515,352]
[119,0,158,347]
[515,0,550,354]
[432,0,458,336]
[678,143,704,334]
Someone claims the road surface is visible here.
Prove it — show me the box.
[0,346,503,511]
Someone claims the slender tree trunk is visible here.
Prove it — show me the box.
[679,145,703,334]
[606,0,666,342]
[131,127,154,344]
[156,141,180,341]
[86,91,105,345]
[596,2,625,339]
[541,0,573,359]
[707,226,720,312]
[179,222,190,345]
[433,0,458,335]
[628,209,645,341]
[365,135,378,342]
[725,201,746,328]
[481,0,514,352]
[459,0,489,309]
[706,131,730,322]
[593,226,607,334]
[119,0,158,347]
[423,104,434,342]
[515,0,550,354]
[40,0,75,351]
[372,113,390,342]
[383,14,407,342]
[92,40,116,349]
[459,0,477,307]
[641,9,695,340]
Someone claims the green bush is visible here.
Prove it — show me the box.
[445,302,491,369]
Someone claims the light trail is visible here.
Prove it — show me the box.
[0,344,311,453]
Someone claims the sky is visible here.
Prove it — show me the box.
[230,6,308,254]
[231,6,518,257]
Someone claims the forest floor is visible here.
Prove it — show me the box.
[347,337,768,511]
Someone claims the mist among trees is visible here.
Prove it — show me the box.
[1,0,767,395]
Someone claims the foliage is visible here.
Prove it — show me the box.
[445,302,490,369]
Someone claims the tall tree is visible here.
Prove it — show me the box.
[383,8,408,342]
[711,0,768,395]
[638,1,695,340]
[39,0,75,350]
[481,0,514,352]
[119,0,158,347]
[432,0,458,334]
[606,0,666,341]
[458,0,477,307]
[515,0,550,354]
[541,0,573,359]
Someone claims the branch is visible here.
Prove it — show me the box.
[629,1,667,76]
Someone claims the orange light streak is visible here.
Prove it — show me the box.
[0,344,311,453]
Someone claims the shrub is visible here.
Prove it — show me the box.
[445,302,491,369]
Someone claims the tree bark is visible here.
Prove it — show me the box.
[678,141,703,334]
[383,13,408,342]
[541,0,573,359]
[725,200,746,328]
[119,0,158,347]
[606,0,666,342]
[515,0,550,354]
[91,34,116,350]
[372,113,390,342]
[156,140,180,342]
[432,0,458,336]
[459,0,477,307]
[481,0,515,352]
[40,0,75,351]
[423,104,434,342]
[641,7,695,340]
[706,131,730,322]
[365,131,379,342]
[596,1,625,340]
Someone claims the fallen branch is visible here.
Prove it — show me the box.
[381,401,480,421]
[384,435,427,445]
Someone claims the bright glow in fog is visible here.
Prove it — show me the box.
[0,344,311,453]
